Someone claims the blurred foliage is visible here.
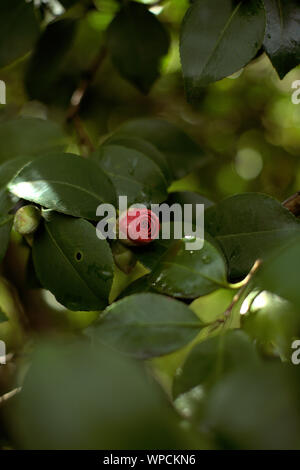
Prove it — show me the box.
[1,0,300,451]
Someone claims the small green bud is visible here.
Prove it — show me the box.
[13,205,41,236]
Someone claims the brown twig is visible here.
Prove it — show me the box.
[66,46,107,156]
[282,192,300,217]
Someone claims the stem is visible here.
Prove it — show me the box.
[282,192,300,217]
[66,45,107,156]
[215,259,262,328]
[0,387,21,407]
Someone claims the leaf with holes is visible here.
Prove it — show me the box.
[89,293,204,359]
[180,0,266,100]
[32,215,114,311]
[8,153,116,220]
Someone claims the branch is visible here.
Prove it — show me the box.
[282,192,300,217]
[66,46,107,156]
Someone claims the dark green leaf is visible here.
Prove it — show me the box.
[107,1,170,93]
[180,0,266,100]
[115,118,206,179]
[241,291,300,358]
[149,237,228,299]
[0,0,39,68]
[205,193,300,282]
[0,308,8,323]
[25,19,78,102]
[90,293,203,359]
[33,215,114,311]
[8,339,187,449]
[0,118,67,164]
[263,0,300,79]
[168,191,215,222]
[91,144,167,206]
[203,363,300,449]
[173,330,258,398]
[105,135,172,185]
[0,190,14,263]
[252,233,300,308]
[8,153,116,220]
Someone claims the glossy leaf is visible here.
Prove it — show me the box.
[0,0,39,68]
[90,293,204,359]
[32,215,114,311]
[25,19,78,102]
[105,135,172,185]
[8,153,116,220]
[205,193,300,282]
[0,118,67,164]
[180,0,266,100]
[173,330,258,398]
[114,118,206,179]
[107,1,170,93]
[91,144,167,206]
[263,0,300,79]
[149,237,228,299]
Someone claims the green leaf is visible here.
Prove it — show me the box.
[0,118,67,164]
[0,0,39,68]
[168,191,215,223]
[252,233,300,308]
[0,156,35,188]
[25,19,78,102]
[114,118,206,179]
[241,291,300,358]
[0,308,8,323]
[203,363,300,449]
[8,153,116,220]
[205,193,300,282]
[9,339,188,449]
[190,288,235,324]
[32,215,114,311]
[91,144,167,206]
[149,237,228,299]
[0,190,14,263]
[180,0,266,100]
[263,0,300,79]
[107,1,170,93]
[173,330,258,398]
[90,293,204,359]
[105,135,172,185]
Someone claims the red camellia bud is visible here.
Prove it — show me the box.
[118,208,160,246]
